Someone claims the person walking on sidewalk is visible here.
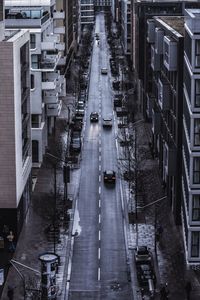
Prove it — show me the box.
[6,231,15,252]
[185,280,192,300]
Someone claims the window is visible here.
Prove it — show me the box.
[31,74,35,89]
[193,157,200,184]
[192,195,200,221]
[191,231,200,257]
[194,119,200,146]
[195,40,200,68]
[31,54,39,69]
[195,80,200,107]
[32,114,40,128]
[30,34,36,49]
[32,140,39,162]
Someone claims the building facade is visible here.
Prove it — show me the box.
[80,0,94,27]
[182,9,200,265]
[0,25,32,236]
[121,0,131,58]
[5,0,66,168]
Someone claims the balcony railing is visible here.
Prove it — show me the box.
[5,13,50,28]
[46,100,62,116]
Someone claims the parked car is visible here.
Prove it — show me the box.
[102,116,112,128]
[101,68,108,75]
[75,109,85,117]
[103,170,116,184]
[135,246,152,263]
[69,137,81,154]
[90,112,99,122]
[136,263,156,287]
[112,80,120,90]
[77,101,85,110]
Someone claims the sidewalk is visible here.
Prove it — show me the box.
[0,94,80,300]
[123,114,200,299]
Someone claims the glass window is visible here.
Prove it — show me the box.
[32,115,39,128]
[192,195,200,221]
[191,231,200,257]
[195,40,200,67]
[30,34,36,49]
[194,119,200,146]
[31,74,35,89]
[195,80,200,107]
[31,54,39,69]
[32,140,39,162]
[193,157,200,184]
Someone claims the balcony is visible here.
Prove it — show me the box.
[152,108,161,134]
[46,100,62,116]
[5,13,50,28]
[158,79,170,111]
[151,45,161,71]
[164,143,177,176]
[55,42,65,51]
[53,11,65,20]
[163,36,177,71]
[147,19,155,43]
[41,41,55,51]
[40,54,61,71]
[54,26,65,34]
[42,78,57,90]
[146,94,154,119]
[43,91,59,104]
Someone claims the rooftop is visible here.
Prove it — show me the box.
[155,16,185,36]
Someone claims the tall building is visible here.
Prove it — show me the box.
[5,0,66,168]
[94,0,113,13]
[121,0,131,59]
[0,0,32,236]
[182,9,200,265]
[80,0,94,27]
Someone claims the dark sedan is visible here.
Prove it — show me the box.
[103,170,116,184]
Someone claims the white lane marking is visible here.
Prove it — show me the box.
[99,174,101,182]
[98,248,101,260]
[99,156,101,162]
[99,230,101,241]
[99,164,101,172]
[99,199,101,208]
[99,214,101,224]
[99,146,101,153]
[99,186,101,194]
[98,267,101,281]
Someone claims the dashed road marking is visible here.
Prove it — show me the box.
[99,156,101,163]
[99,164,101,172]
[99,230,101,241]
[99,199,101,208]
[98,248,101,260]
[99,174,101,182]
[99,186,101,194]
[99,214,101,224]
[98,267,101,281]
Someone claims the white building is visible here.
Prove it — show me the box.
[0,1,32,235]
[5,0,66,168]
[80,0,94,27]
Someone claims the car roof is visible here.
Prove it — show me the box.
[105,170,115,174]
[91,112,98,114]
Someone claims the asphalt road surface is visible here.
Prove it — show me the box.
[68,13,132,300]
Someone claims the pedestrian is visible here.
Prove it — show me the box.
[185,280,192,300]
[6,231,15,252]
[7,285,15,300]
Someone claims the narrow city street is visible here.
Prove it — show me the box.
[68,13,132,300]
